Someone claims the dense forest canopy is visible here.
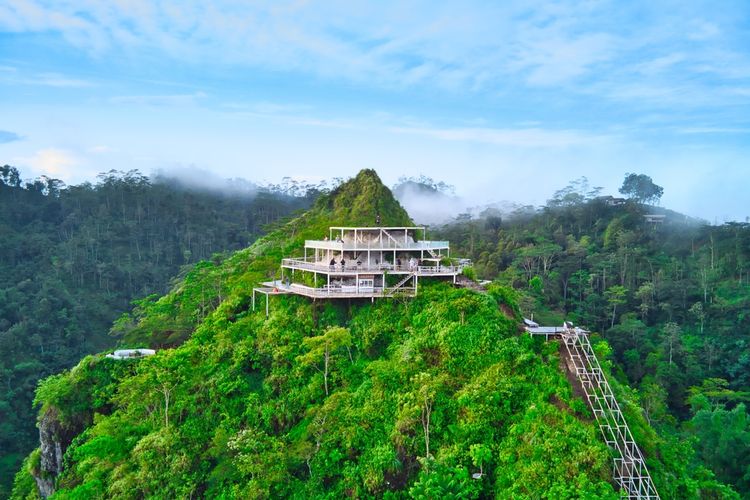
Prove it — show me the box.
[6,169,744,498]
[3,168,749,497]
[0,166,320,496]
[433,174,750,495]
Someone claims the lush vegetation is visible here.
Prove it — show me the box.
[10,170,738,497]
[435,175,750,496]
[0,166,318,496]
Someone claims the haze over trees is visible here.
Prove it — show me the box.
[10,171,737,498]
[0,166,319,495]
[435,173,750,496]
[3,169,748,497]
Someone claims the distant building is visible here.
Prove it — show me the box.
[644,214,666,224]
[253,227,470,311]
[597,195,627,206]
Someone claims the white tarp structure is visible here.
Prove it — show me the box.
[106,349,156,360]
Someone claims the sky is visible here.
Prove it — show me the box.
[1,1,749,222]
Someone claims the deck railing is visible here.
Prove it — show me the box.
[304,240,450,251]
[282,258,463,274]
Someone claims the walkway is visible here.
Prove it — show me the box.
[527,322,659,499]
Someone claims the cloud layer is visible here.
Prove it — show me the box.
[1,1,749,221]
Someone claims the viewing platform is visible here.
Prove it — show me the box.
[281,257,464,276]
[253,225,470,312]
[259,279,416,299]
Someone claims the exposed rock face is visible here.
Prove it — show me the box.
[33,407,76,498]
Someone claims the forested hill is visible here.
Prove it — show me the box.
[0,166,317,496]
[434,176,750,495]
[11,170,737,498]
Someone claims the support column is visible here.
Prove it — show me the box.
[252,289,256,311]
[265,294,269,318]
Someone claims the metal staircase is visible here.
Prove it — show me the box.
[384,272,415,297]
[559,326,659,499]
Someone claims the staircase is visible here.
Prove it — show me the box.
[559,326,659,499]
[384,272,415,297]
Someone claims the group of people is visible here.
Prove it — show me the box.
[323,235,345,243]
[325,255,419,271]
[329,257,346,270]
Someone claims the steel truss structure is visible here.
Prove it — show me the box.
[559,326,659,499]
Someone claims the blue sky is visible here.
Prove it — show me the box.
[1,1,749,221]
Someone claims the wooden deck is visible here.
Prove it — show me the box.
[260,280,417,299]
[282,258,463,276]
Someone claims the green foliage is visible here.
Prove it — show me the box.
[15,275,625,497]
[434,175,750,495]
[688,402,750,494]
[461,265,477,281]
[8,170,746,497]
[619,173,664,204]
[0,166,315,489]
[9,449,40,500]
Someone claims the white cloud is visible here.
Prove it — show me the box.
[2,0,746,99]
[14,148,80,178]
[0,70,94,87]
[388,125,610,148]
[110,91,207,106]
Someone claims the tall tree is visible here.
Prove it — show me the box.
[619,173,664,205]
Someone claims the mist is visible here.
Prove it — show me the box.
[392,177,535,226]
[151,165,261,197]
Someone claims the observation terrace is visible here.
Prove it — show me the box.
[253,226,471,310]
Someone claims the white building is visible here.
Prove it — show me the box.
[254,227,469,309]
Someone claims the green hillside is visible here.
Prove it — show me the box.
[11,171,736,498]
[434,176,750,496]
[0,166,316,494]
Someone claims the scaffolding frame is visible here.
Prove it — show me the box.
[559,326,659,499]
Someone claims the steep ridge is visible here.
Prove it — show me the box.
[11,170,735,498]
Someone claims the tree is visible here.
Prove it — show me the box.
[605,285,628,328]
[689,402,750,493]
[689,302,705,334]
[662,322,682,366]
[297,326,352,396]
[619,173,664,205]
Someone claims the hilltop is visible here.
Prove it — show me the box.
[11,170,736,498]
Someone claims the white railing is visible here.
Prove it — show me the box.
[304,239,450,251]
[282,258,463,275]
